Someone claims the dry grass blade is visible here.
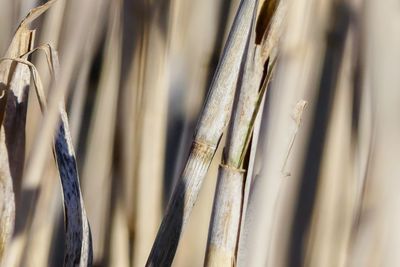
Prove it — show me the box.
[237,0,335,265]
[147,1,231,265]
[0,44,33,261]
[0,1,58,211]
[205,1,286,265]
[226,0,286,162]
[68,0,106,144]
[0,1,93,265]
[146,0,256,265]
[21,0,99,205]
[0,43,92,266]
[205,164,245,267]
[43,47,93,267]
[17,0,58,27]
[205,9,257,267]
[126,2,170,265]
[205,21,274,267]
[55,106,93,267]
[4,0,107,265]
[29,44,92,266]
[348,0,400,265]
[81,0,121,263]
[0,2,40,259]
[0,0,388,266]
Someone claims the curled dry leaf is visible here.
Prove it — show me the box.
[0,7,37,261]
[0,0,92,265]
[30,45,93,266]
[0,0,58,260]
[54,106,93,267]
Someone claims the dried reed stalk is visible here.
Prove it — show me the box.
[25,0,66,155]
[109,198,130,267]
[146,0,256,265]
[0,2,95,266]
[17,0,107,265]
[167,1,238,265]
[205,0,286,265]
[24,159,60,267]
[348,0,400,265]
[204,165,245,267]
[21,0,101,183]
[27,44,93,266]
[81,0,122,263]
[55,104,93,267]
[21,0,102,204]
[0,1,15,55]
[238,0,336,265]
[0,21,34,261]
[23,3,66,260]
[68,0,107,143]
[1,45,92,267]
[128,2,170,266]
[42,41,92,267]
[0,0,63,259]
[305,4,358,265]
[286,3,350,266]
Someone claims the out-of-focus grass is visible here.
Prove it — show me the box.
[0,0,399,266]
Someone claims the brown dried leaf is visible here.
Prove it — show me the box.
[0,0,58,262]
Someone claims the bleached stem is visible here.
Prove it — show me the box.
[146,0,256,265]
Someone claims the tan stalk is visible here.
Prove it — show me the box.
[205,0,286,265]
[304,2,362,264]
[167,0,236,265]
[68,0,107,143]
[146,0,257,265]
[0,41,92,266]
[128,2,171,266]
[348,0,400,265]
[39,45,93,267]
[205,165,245,267]
[28,2,108,263]
[81,0,122,263]
[55,104,93,267]
[239,0,336,265]
[1,0,106,264]
[20,0,103,204]
[0,25,34,261]
[0,0,61,259]
[25,0,66,158]
[0,1,15,54]
[31,9,110,264]
[109,198,130,267]
[23,160,60,267]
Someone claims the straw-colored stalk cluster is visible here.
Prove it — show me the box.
[0,1,91,266]
[1,0,398,266]
[147,0,286,265]
[0,0,286,266]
